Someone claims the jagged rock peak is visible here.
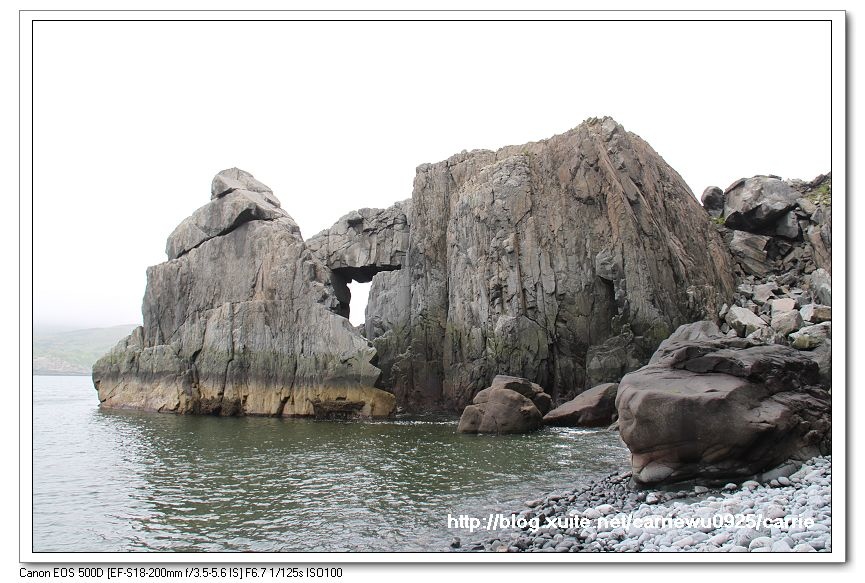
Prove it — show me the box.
[165,169,299,261]
[211,167,281,207]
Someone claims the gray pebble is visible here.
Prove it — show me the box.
[471,456,831,554]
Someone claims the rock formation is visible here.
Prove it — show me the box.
[613,173,833,485]
[93,121,832,492]
[543,383,619,427]
[305,202,414,398]
[306,202,410,319]
[713,173,832,279]
[310,117,736,411]
[93,169,395,418]
[702,173,832,386]
[616,322,831,486]
[457,375,552,434]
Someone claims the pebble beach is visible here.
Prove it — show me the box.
[464,456,831,553]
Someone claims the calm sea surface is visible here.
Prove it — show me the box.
[33,375,629,552]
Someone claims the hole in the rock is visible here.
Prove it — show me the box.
[331,265,400,326]
[347,280,373,327]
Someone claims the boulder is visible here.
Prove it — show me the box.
[806,339,832,388]
[700,186,725,218]
[616,335,831,485]
[165,188,294,260]
[725,306,768,337]
[457,375,550,434]
[790,322,831,350]
[751,283,777,305]
[210,167,280,205]
[485,375,553,416]
[543,383,619,427]
[650,320,722,363]
[796,197,818,216]
[771,309,803,336]
[746,326,782,344]
[728,231,772,276]
[770,298,797,315]
[799,303,831,324]
[723,176,801,231]
[806,222,832,273]
[808,269,832,306]
[774,210,801,239]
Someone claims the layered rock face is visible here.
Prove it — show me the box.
[380,117,735,410]
[616,322,831,486]
[93,169,395,417]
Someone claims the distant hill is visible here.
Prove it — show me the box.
[33,324,138,376]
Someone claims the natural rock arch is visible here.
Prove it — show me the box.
[306,202,410,321]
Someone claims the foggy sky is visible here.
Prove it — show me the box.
[31,19,832,330]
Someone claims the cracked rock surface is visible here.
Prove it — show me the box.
[382,116,736,410]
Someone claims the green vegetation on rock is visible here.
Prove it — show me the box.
[807,183,831,206]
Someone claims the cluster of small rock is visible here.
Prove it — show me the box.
[464,456,831,553]
[456,375,619,434]
[703,174,832,388]
[607,174,832,487]
[719,275,831,383]
[704,174,831,345]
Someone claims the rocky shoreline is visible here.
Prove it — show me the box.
[462,456,831,553]
[89,120,833,555]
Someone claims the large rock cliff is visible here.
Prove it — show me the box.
[317,117,736,410]
[93,169,395,417]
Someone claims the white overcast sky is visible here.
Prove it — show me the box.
[31,18,832,330]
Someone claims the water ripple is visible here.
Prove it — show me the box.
[33,376,629,552]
